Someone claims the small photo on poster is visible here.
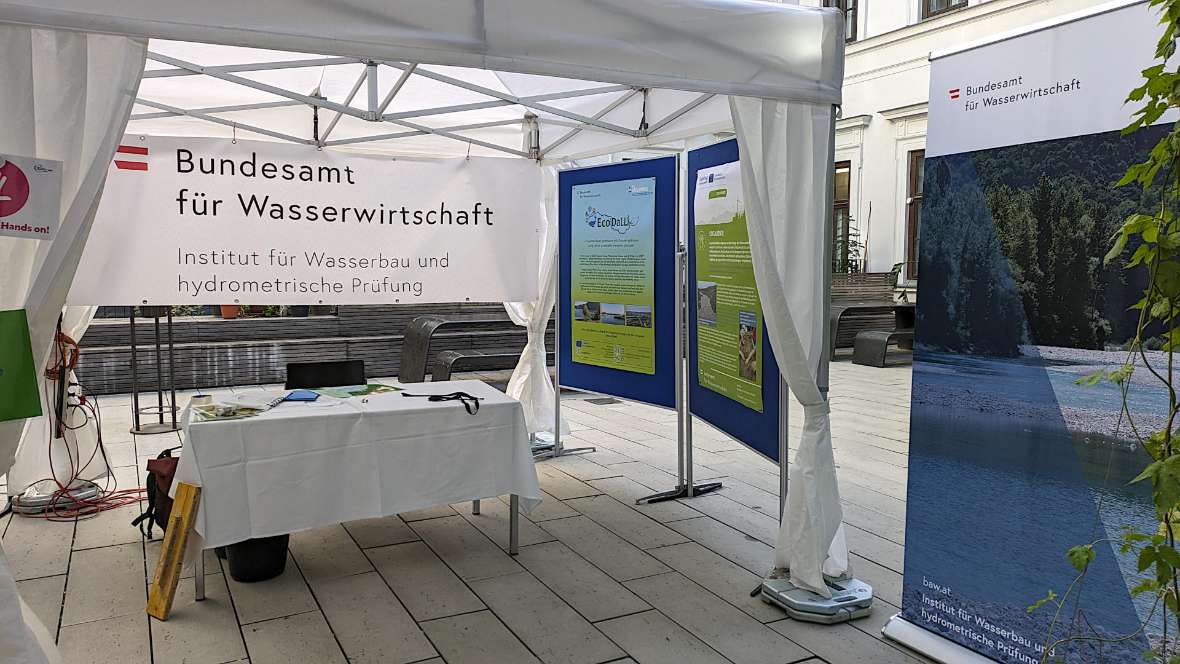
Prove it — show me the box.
[625,305,652,328]
[697,282,718,326]
[573,301,589,321]
[738,311,758,382]
[580,301,601,322]
[601,303,625,325]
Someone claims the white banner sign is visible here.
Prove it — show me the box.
[927,1,1168,158]
[0,154,61,240]
[69,137,542,305]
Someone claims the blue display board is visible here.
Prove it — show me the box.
[559,156,678,408]
[687,140,782,461]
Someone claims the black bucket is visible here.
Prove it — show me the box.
[225,534,289,582]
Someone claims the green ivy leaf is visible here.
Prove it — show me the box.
[1109,364,1135,385]
[1027,589,1057,614]
[1068,544,1096,573]
[1105,231,1130,264]
[1139,545,1158,572]
[1157,544,1180,569]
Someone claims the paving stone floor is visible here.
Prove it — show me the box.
[3,354,926,664]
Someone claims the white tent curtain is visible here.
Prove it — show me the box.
[7,307,103,499]
[505,165,569,436]
[0,24,146,663]
[729,96,849,598]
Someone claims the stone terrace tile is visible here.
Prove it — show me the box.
[14,360,923,664]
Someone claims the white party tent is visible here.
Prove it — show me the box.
[0,3,849,661]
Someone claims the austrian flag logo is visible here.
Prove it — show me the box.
[114,145,149,171]
[948,88,961,100]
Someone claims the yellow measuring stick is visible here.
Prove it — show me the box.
[146,482,201,621]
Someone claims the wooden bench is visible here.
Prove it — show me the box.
[831,272,895,300]
[852,328,915,367]
[431,350,556,382]
[400,315,554,383]
[829,272,903,359]
[399,316,521,383]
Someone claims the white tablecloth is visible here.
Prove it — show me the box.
[173,380,542,549]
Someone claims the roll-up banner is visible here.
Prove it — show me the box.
[558,157,678,408]
[890,2,1172,662]
[68,136,542,305]
[686,140,781,460]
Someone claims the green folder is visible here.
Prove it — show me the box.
[0,309,41,422]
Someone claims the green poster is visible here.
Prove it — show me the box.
[570,177,656,374]
[0,309,42,422]
[694,161,763,412]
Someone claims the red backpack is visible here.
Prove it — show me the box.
[131,446,181,538]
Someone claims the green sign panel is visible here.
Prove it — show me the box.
[569,177,657,374]
[0,309,42,422]
[693,161,763,412]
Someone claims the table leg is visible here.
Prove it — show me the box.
[472,499,480,515]
[195,549,206,601]
[509,494,520,555]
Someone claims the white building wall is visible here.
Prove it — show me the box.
[801,0,1117,277]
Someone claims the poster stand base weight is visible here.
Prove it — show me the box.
[759,575,874,625]
[635,480,722,504]
[881,615,997,664]
[532,431,595,461]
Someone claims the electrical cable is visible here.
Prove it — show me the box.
[13,325,148,522]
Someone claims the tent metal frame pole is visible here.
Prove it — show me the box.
[323,119,524,147]
[146,52,373,120]
[134,98,314,145]
[366,62,379,116]
[132,54,712,159]
[131,99,302,121]
[779,373,789,516]
[320,70,370,144]
[540,89,641,157]
[642,93,714,136]
[143,56,359,78]
[381,84,631,122]
[386,117,528,157]
[382,62,639,137]
[819,107,837,396]
[377,64,417,116]
[148,53,529,155]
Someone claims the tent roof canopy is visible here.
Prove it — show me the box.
[2,0,843,160]
[0,0,843,101]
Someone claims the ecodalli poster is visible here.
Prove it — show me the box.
[569,177,656,374]
[692,161,763,412]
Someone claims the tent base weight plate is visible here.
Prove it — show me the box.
[635,481,723,504]
[760,576,873,624]
[12,480,102,515]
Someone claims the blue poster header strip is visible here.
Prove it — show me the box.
[558,156,678,409]
[687,140,782,461]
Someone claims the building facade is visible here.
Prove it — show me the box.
[800,0,1116,283]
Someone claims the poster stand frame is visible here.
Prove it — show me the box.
[550,155,717,501]
[637,245,722,504]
